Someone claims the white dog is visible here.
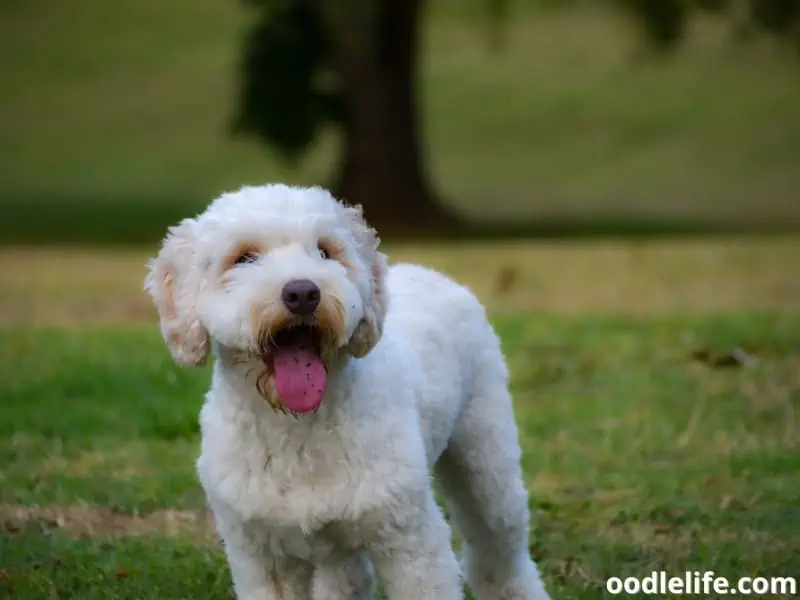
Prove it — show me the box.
[145,184,551,600]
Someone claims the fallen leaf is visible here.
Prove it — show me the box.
[494,265,519,295]
[690,347,712,363]
[714,347,757,367]
[690,346,757,368]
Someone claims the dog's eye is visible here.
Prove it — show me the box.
[317,244,331,260]
[234,251,259,265]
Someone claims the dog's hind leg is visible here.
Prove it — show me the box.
[434,347,551,600]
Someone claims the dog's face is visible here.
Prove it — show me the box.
[145,185,388,414]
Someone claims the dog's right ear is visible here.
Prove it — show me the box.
[144,219,210,366]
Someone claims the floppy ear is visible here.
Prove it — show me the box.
[343,206,389,358]
[144,219,210,366]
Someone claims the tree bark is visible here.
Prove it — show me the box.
[324,0,461,236]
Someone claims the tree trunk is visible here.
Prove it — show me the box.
[325,0,461,236]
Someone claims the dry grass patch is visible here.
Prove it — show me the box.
[2,236,798,328]
[1,504,217,543]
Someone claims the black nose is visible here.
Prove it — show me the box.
[281,279,321,315]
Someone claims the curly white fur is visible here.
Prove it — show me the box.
[145,184,551,600]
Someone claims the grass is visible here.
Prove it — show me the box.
[1,239,799,598]
[1,313,798,598]
[1,2,800,243]
[2,236,799,327]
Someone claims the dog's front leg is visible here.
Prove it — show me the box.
[366,491,462,600]
[214,511,313,600]
[226,546,312,600]
[312,552,374,600]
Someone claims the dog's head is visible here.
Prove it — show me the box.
[144,184,388,414]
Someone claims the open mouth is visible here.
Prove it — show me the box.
[261,324,327,414]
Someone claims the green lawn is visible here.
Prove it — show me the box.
[3,237,799,328]
[1,311,798,598]
[2,2,800,243]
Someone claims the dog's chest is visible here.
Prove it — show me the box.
[199,417,382,546]
[257,519,364,562]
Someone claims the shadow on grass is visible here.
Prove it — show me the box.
[3,193,800,246]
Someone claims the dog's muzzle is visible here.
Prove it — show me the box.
[260,323,327,414]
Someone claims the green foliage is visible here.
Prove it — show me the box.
[619,0,689,49]
[620,0,800,50]
[230,0,520,161]
[230,0,343,164]
[3,1,800,241]
[695,0,730,11]
[484,0,511,50]
[230,0,800,164]
[750,0,800,35]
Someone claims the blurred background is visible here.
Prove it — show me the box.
[1,0,799,246]
[3,0,799,327]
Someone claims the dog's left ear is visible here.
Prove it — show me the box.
[348,250,388,358]
[341,204,389,358]
[144,218,210,366]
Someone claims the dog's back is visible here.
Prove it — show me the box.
[375,263,550,599]
[378,263,507,464]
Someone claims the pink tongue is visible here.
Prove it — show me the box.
[272,347,327,413]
